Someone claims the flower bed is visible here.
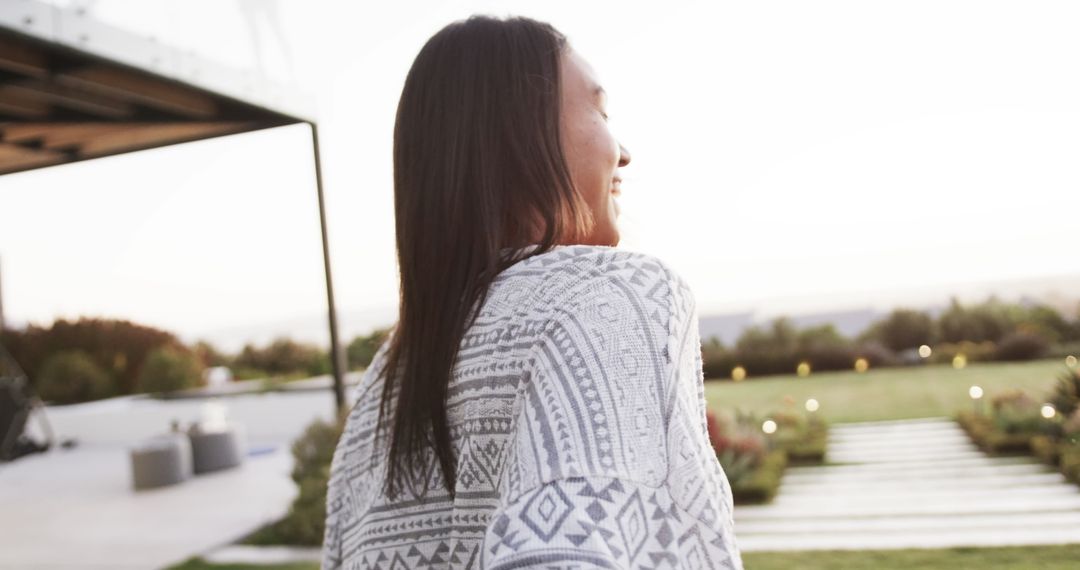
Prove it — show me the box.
[707,409,827,504]
[957,365,1080,489]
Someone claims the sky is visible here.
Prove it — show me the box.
[2,0,1079,351]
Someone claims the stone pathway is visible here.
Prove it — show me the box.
[734,417,1080,551]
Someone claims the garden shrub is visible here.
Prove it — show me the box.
[731,450,788,504]
[2,317,181,397]
[993,330,1049,361]
[347,328,391,370]
[138,345,203,395]
[769,411,828,464]
[244,416,346,547]
[853,341,898,368]
[938,297,1022,344]
[860,309,937,352]
[1030,435,1061,466]
[36,349,114,404]
[1061,411,1080,484]
[705,408,827,504]
[1049,367,1080,419]
[234,338,330,379]
[990,391,1044,435]
[930,341,997,365]
[706,410,767,487]
[1062,409,1080,446]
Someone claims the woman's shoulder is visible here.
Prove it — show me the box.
[503,244,695,307]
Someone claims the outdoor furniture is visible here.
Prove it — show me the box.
[130,433,192,490]
[188,424,245,474]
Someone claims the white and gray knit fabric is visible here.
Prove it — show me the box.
[322,244,742,570]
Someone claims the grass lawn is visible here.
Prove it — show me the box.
[705,358,1068,424]
[743,544,1080,570]
[169,544,1080,570]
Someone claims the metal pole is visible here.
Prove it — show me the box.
[308,122,347,416]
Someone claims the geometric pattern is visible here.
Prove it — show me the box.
[322,244,743,569]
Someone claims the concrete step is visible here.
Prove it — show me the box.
[828,426,969,442]
[736,524,1080,552]
[734,493,1080,521]
[770,481,1080,507]
[831,417,954,430]
[781,470,1068,492]
[825,436,980,453]
[826,447,990,464]
[735,509,1080,536]
[781,460,1046,484]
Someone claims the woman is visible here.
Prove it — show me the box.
[323,15,742,570]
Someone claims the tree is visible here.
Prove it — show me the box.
[36,349,114,404]
[862,309,936,352]
[346,327,392,370]
[138,345,203,395]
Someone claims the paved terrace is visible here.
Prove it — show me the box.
[0,374,360,570]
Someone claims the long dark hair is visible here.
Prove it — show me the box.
[379,15,594,498]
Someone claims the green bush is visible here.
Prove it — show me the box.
[732,450,787,504]
[768,411,828,464]
[234,338,329,378]
[244,416,346,547]
[36,349,114,404]
[2,317,181,396]
[1049,367,1080,419]
[860,309,937,352]
[1030,435,1061,466]
[938,297,1021,344]
[991,390,1046,436]
[958,410,1034,454]
[138,346,203,395]
[994,330,1050,361]
[706,410,767,486]
[930,340,997,365]
[1062,445,1080,484]
[347,328,391,370]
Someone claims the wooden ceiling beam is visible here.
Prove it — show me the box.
[75,122,254,157]
[0,89,49,119]
[3,79,134,119]
[0,141,65,174]
[3,123,134,147]
[56,66,219,119]
[0,36,49,79]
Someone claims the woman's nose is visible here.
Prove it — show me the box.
[618,143,631,167]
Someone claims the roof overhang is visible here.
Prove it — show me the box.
[0,1,314,176]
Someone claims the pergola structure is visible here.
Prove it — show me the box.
[0,2,349,413]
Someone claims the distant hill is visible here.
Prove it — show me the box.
[170,272,1080,353]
